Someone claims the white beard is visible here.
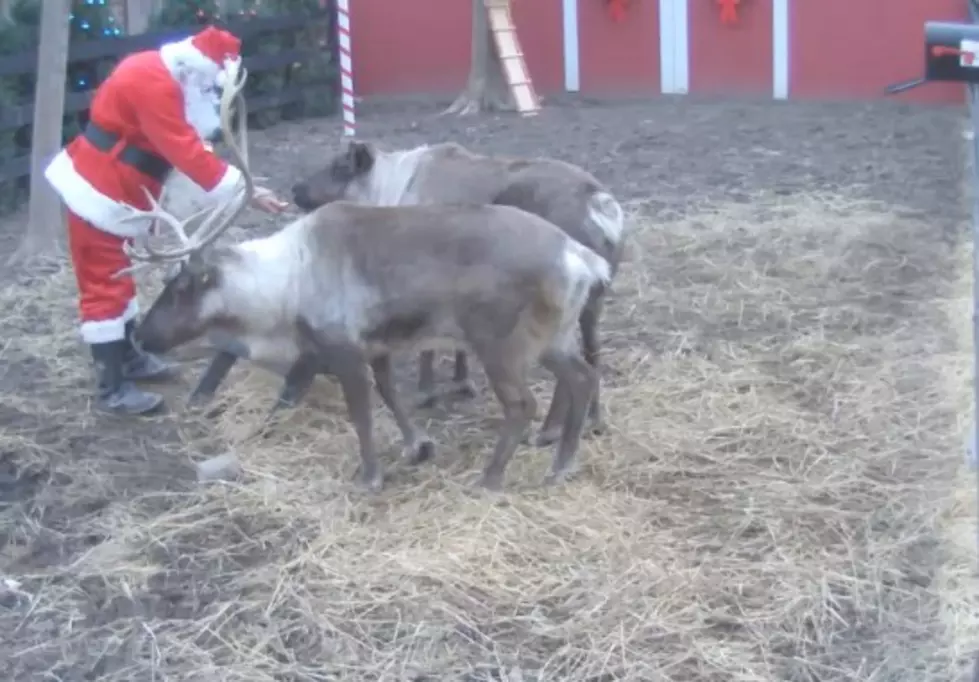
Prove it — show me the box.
[181,78,221,142]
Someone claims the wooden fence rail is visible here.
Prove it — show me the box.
[0,10,337,203]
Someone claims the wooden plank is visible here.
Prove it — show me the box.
[0,156,30,184]
[0,47,317,132]
[124,0,154,34]
[493,32,521,58]
[501,58,528,86]
[245,87,305,113]
[26,0,71,252]
[487,9,511,32]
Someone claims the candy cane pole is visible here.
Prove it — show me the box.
[336,0,355,136]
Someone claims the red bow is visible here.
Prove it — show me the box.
[717,0,740,24]
[607,0,628,22]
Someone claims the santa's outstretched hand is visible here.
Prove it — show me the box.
[251,185,289,214]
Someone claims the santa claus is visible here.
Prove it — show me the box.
[44,26,288,417]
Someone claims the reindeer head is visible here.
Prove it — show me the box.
[135,250,231,354]
[291,140,376,211]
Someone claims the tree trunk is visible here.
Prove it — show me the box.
[15,0,71,266]
[443,0,514,116]
[124,0,156,34]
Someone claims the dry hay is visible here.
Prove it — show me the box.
[0,190,972,681]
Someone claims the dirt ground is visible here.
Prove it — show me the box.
[0,93,975,681]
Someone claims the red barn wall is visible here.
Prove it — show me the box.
[347,0,968,105]
[577,0,660,93]
[790,0,966,104]
[688,0,773,95]
[348,0,563,96]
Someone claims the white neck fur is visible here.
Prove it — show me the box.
[200,217,310,331]
[365,145,430,206]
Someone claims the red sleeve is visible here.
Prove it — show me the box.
[133,75,230,192]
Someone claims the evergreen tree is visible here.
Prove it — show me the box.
[149,0,220,29]
[0,0,123,214]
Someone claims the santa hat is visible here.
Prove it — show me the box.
[159,25,243,88]
[191,26,242,86]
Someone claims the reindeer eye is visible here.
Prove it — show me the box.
[200,273,211,286]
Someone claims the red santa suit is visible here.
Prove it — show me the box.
[44,26,244,345]
[43,26,245,416]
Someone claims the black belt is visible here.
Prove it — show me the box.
[82,122,172,183]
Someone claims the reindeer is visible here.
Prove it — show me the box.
[121,62,610,492]
[191,140,627,447]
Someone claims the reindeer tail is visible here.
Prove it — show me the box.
[563,239,611,294]
[553,239,610,333]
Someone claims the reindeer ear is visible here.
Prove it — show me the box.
[347,141,375,174]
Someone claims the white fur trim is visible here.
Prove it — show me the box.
[159,37,222,88]
[161,164,243,217]
[80,298,139,344]
[215,56,242,88]
[587,191,626,245]
[44,150,154,239]
[45,150,245,240]
[207,165,244,205]
[159,37,224,140]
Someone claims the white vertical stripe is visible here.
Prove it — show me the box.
[673,0,689,94]
[772,0,789,99]
[562,0,579,91]
[336,2,354,136]
[659,0,675,93]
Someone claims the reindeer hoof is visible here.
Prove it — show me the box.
[356,468,384,493]
[587,417,608,437]
[416,392,441,409]
[476,472,504,492]
[531,427,563,447]
[402,438,435,465]
[448,379,477,400]
[543,464,577,487]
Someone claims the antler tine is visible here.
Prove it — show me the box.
[186,63,253,250]
[155,184,193,246]
[121,187,210,262]
[133,63,254,261]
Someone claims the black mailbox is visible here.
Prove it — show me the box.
[925,21,979,83]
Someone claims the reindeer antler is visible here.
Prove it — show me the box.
[120,59,254,268]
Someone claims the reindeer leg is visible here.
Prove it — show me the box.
[578,297,607,436]
[532,296,606,446]
[273,356,319,411]
[473,347,536,492]
[417,350,440,409]
[532,381,570,447]
[449,350,478,400]
[187,350,240,408]
[371,354,435,464]
[298,322,382,492]
[539,348,598,486]
[337,360,384,492]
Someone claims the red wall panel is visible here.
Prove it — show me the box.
[578,0,660,93]
[511,0,565,93]
[688,0,772,95]
[791,0,966,104]
[349,0,563,97]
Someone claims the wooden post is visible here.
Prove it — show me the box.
[20,0,71,261]
[124,0,155,34]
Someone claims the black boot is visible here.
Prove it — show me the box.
[90,340,165,416]
[122,320,177,382]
